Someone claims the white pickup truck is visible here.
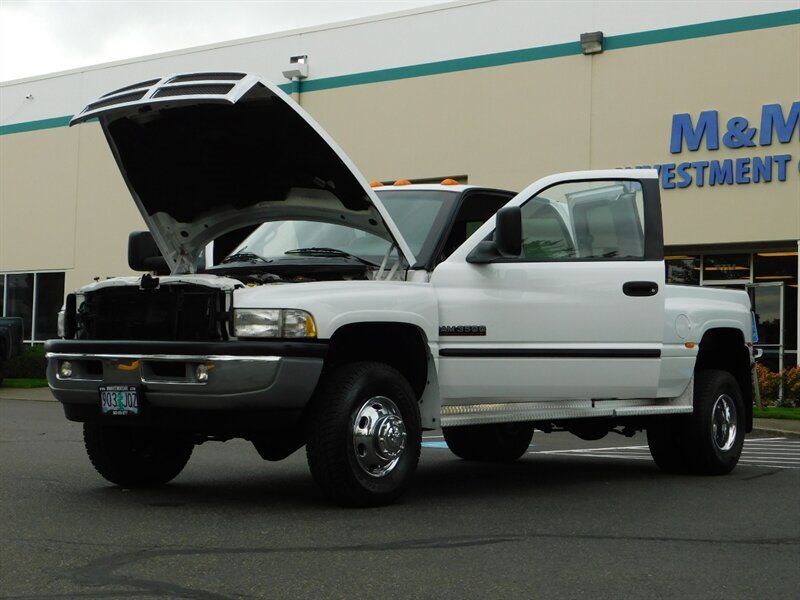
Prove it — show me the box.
[47,73,755,506]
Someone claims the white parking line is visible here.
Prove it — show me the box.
[527,438,800,469]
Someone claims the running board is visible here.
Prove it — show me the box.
[440,379,694,427]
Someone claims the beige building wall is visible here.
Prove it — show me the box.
[305,55,593,190]
[0,124,145,291]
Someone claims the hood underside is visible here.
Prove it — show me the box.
[71,72,414,272]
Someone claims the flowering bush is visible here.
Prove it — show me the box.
[756,363,800,408]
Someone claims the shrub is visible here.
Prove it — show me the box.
[3,344,47,379]
[756,363,800,408]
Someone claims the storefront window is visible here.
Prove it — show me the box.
[6,273,34,340]
[35,272,66,341]
[754,251,797,283]
[665,256,700,285]
[754,251,798,353]
[1,272,66,342]
[702,254,751,282]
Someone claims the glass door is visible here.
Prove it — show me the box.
[747,282,784,381]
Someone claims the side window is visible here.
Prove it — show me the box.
[440,193,511,263]
[520,180,645,260]
[521,200,575,259]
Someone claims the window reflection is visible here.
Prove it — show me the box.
[665,255,700,285]
[1,272,66,342]
[6,274,33,340]
[702,254,750,281]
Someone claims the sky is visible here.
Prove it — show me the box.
[0,0,453,82]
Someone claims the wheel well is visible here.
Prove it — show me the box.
[696,328,753,432]
[325,323,429,398]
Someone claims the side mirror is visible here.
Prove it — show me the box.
[128,231,169,274]
[466,206,522,263]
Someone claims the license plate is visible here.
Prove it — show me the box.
[99,385,140,416]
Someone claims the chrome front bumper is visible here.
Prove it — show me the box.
[45,340,326,411]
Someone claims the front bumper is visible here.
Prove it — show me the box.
[45,339,327,415]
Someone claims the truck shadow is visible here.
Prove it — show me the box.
[74,450,670,512]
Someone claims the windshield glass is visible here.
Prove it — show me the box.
[224,190,454,264]
[376,190,453,256]
[229,221,391,261]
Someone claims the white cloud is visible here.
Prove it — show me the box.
[0,0,452,82]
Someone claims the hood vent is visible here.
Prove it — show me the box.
[168,73,246,83]
[70,72,252,125]
[100,79,160,98]
[152,84,235,98]
[85,91,147,112]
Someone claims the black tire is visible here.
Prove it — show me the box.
[685,369,745,475]
[442,422,534,462]
[647,416,691,473]
[306,362,421,507]
[648,370,745,475]
[83,423,194,488]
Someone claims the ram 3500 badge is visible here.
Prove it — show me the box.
[48,72,755,506]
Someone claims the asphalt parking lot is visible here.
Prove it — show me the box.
[1,397,798,600]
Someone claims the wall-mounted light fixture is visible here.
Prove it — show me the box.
[580,31,604,55]
[282,55,309,80]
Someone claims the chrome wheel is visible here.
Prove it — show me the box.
[352,396,407,478]
[711,393,737,452]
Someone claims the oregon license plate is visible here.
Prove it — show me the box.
[99,385,140,416]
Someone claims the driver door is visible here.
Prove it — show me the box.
[431,170,665,407]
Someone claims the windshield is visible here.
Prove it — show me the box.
[224,190,454,264]
[376,190,452,257]
[228,221,391,262]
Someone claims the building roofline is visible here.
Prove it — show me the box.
[0,0,481,86]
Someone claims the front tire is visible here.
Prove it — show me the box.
[443,422,534,462]
[306,362,421,507]
[83,423,193,487]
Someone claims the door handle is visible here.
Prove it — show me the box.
[623,281,659,297]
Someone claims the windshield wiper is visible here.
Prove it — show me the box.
[285,247,379,267]
[221,251,270,264]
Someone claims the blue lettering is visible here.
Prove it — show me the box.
[759,102,800,145]
[709,159,733,185]
[676,163,693,188]
[775,154,791,181]
[751,156,772,183]
[670,110,719,153]
[735,158,751,184]
[691,161,709,187]
[723,117,756,149]
[661,163,676,189]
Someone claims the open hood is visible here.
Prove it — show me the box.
[71,72,415,273]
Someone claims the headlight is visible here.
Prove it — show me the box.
[233,309,317,339]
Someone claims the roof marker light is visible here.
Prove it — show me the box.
[440,178,460,185]
[369,181,384,188]
[393,179,412,186]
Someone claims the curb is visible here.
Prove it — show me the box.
[751,425,800,439]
